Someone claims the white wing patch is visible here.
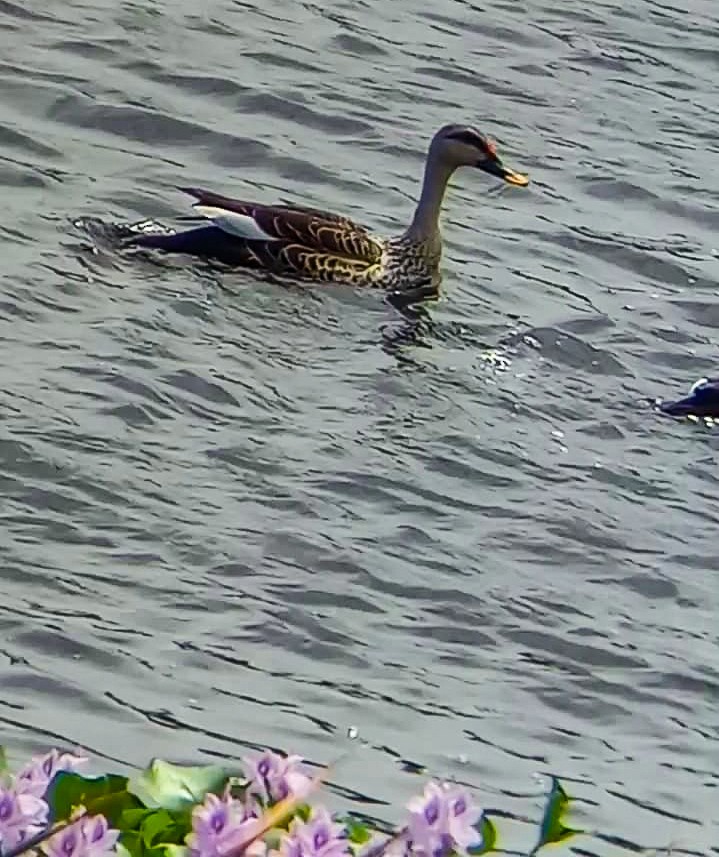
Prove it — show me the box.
[193,205,277,241]
[690,377,709,394]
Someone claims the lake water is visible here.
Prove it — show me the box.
[1,0,718,852]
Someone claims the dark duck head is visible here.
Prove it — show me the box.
[428,124,530,185]
[658,377,719,418]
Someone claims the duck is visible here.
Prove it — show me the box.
[121,123,529,290]
[658,377,719,419]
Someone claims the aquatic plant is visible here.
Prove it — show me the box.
[0,746,579,857]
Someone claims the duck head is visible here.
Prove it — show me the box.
[658,377,719,418]
[430,124,529,186]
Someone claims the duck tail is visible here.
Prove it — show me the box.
[114,219,177,241]
[72,216,177,248]
[126,224,262,268]
[125,224,222,253]
[73,216,262,268]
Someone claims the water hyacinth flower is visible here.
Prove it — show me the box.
[188,789,265,857]
[405,781,482,857]
[277,807,349,857]
[44,814,119,857]
[0,785,50,852]
[443,787,482,851]
[14,750,88,799]
[242,752,312,805]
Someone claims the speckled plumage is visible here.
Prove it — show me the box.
[123,124,529,291]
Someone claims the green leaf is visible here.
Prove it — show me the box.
[128,760,229,812]
[135,807,192,848]
[119,838,189,857]
[530,778,582,855]
[289,803,311,825]
[341,817,373,845]
[468,815,499,856]
[296,803,312,827]
[141,810,177,847]
[0,746,9,787]
[116,841,137,857]
[167,808,194,841]
[147,846,189,857]
[120,808,155,831]
[118,833,144,857]
[47,772,139,826]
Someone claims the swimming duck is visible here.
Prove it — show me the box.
[658,377,719,418]
[123,124,528,290]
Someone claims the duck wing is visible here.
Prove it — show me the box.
[179,186,383,264]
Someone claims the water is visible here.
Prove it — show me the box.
[1,0,718,851]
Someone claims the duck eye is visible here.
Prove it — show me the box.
[447,130,487,151]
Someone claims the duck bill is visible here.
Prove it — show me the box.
[479,157,529,186]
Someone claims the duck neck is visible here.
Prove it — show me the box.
[404,154,454,246]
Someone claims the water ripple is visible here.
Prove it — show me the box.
[1,0,718,853]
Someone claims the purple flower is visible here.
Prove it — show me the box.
[242,752,311,805]
[405,782,482,857]
[14,750,88,799]
[0,785,49,852]
[187,790,264,857]
[44,815,119,857]
[406,782,450,857]
[278,808,349,857]
[444,788,481,850]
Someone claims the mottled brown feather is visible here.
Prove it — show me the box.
[192,237,380,284]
